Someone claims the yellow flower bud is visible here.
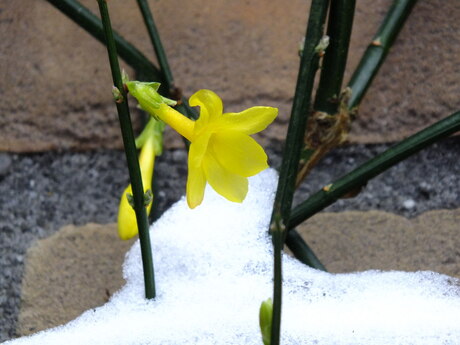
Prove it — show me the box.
[259,298,273,345]
[117,135,155,240]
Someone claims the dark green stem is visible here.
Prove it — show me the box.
[97,0,155,299]
[347,0,418,109]
[271,228,283,345]
[285,230,327,271]
[45,0,162,82]
[271,0,329,229]
[136,0,174,91]
[270,1,329,344]
[314,0,356,115]
[288,110,460,230]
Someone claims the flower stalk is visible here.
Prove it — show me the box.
[288,109,460,230]
[285,229,327,271]
[97,0,155,299]
[347,0,418,109]
[269,0,329,344]
[296,0,356,187]
[314,0,356,115]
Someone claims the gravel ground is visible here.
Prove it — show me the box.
[1,136,459,342]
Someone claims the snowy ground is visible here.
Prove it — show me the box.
[3,168,460,345]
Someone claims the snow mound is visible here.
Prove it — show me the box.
[5,168,460,344]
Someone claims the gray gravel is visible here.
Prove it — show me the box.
[1,137,459,342]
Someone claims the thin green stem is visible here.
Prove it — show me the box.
[45,0,162,82]
[97,0,155,299]
[271,228,283,345]
[288,110,460,230]
[347,0,418,109]
[285,229,327,271]
[270,1,329,344]
[314,0,356,115]
[136,0,175,91]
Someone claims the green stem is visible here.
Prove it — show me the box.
[347,0,418,109]
[270,1,329,344]
[285,229,327,271]
[136,0,175,91]
[288,110,460,230]
[45,0,162,82]
[271,0,329,229]
[97,0,155,299]
[314,0,356,115]
[271,228,283,345]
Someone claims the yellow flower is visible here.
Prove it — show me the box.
[117,125,159,240]
[127,82,278,209]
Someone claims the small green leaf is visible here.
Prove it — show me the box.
[112,86,124,103]
[126,192,134,208]
[144,189,153,206]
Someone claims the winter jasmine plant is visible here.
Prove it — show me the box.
[36,0,460,344]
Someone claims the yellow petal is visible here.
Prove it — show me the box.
[186,158,207,209]
[221,106,278,135]
[188,131,212,169]
[186,133,212,208]
[202,152,248,203]
[189,89,223,133]
[210,131,268,177]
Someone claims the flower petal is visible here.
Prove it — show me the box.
[221,106,277,135]
[186,159,206,209]
[189,89,223,132]
[188,131,212,169]
[202,152,248,203]
[186,133,212,208]
[210,131,268,177]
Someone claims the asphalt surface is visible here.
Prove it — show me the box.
[1,136,459,342]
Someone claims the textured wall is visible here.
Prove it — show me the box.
[1,0,459,152]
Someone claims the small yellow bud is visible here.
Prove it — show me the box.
[259,298,273,345]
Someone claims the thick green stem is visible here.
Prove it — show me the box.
[97,0,155,299]
[270,1,329,344]
[288,110,460,230]
[285,230,327,271]
[136,0,174,91]
[45,0,162,82]
[314,0,356,115]
[347,0,418,109]
[296,0,355,187]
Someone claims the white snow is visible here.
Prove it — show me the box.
[4,168,460,344]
